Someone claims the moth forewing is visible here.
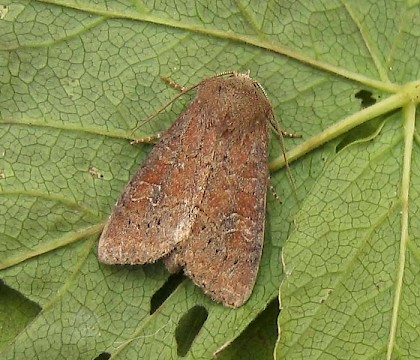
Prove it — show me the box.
[98,73,275,308]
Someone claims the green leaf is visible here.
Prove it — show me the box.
[0,0,419,359]
[0,281,41,350]
[273,2,420,360]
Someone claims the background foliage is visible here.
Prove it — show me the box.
[0,0,419,359]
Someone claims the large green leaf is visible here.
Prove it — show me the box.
[0,0,418,359]
[273,2,420,360]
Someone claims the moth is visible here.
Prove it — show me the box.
[98,72,284,308]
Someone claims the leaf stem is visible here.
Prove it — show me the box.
[269,91,407,171]
[0,223,104,270]
[343,2,391,83]
[386,102,416,359]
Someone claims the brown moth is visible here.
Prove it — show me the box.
[98,72,277,308]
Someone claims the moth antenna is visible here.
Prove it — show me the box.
[253,81,270,100]
[132,71,256,135]
[214,70,253,80]
[130,82,201,135]
[215,71,237,78]
[161,77,186,92]
[270,114,299,200]
[250,75,301,201]
[269,180,283,204]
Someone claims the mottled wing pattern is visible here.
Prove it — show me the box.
[98,95,218,264]
[164,77,271,307]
